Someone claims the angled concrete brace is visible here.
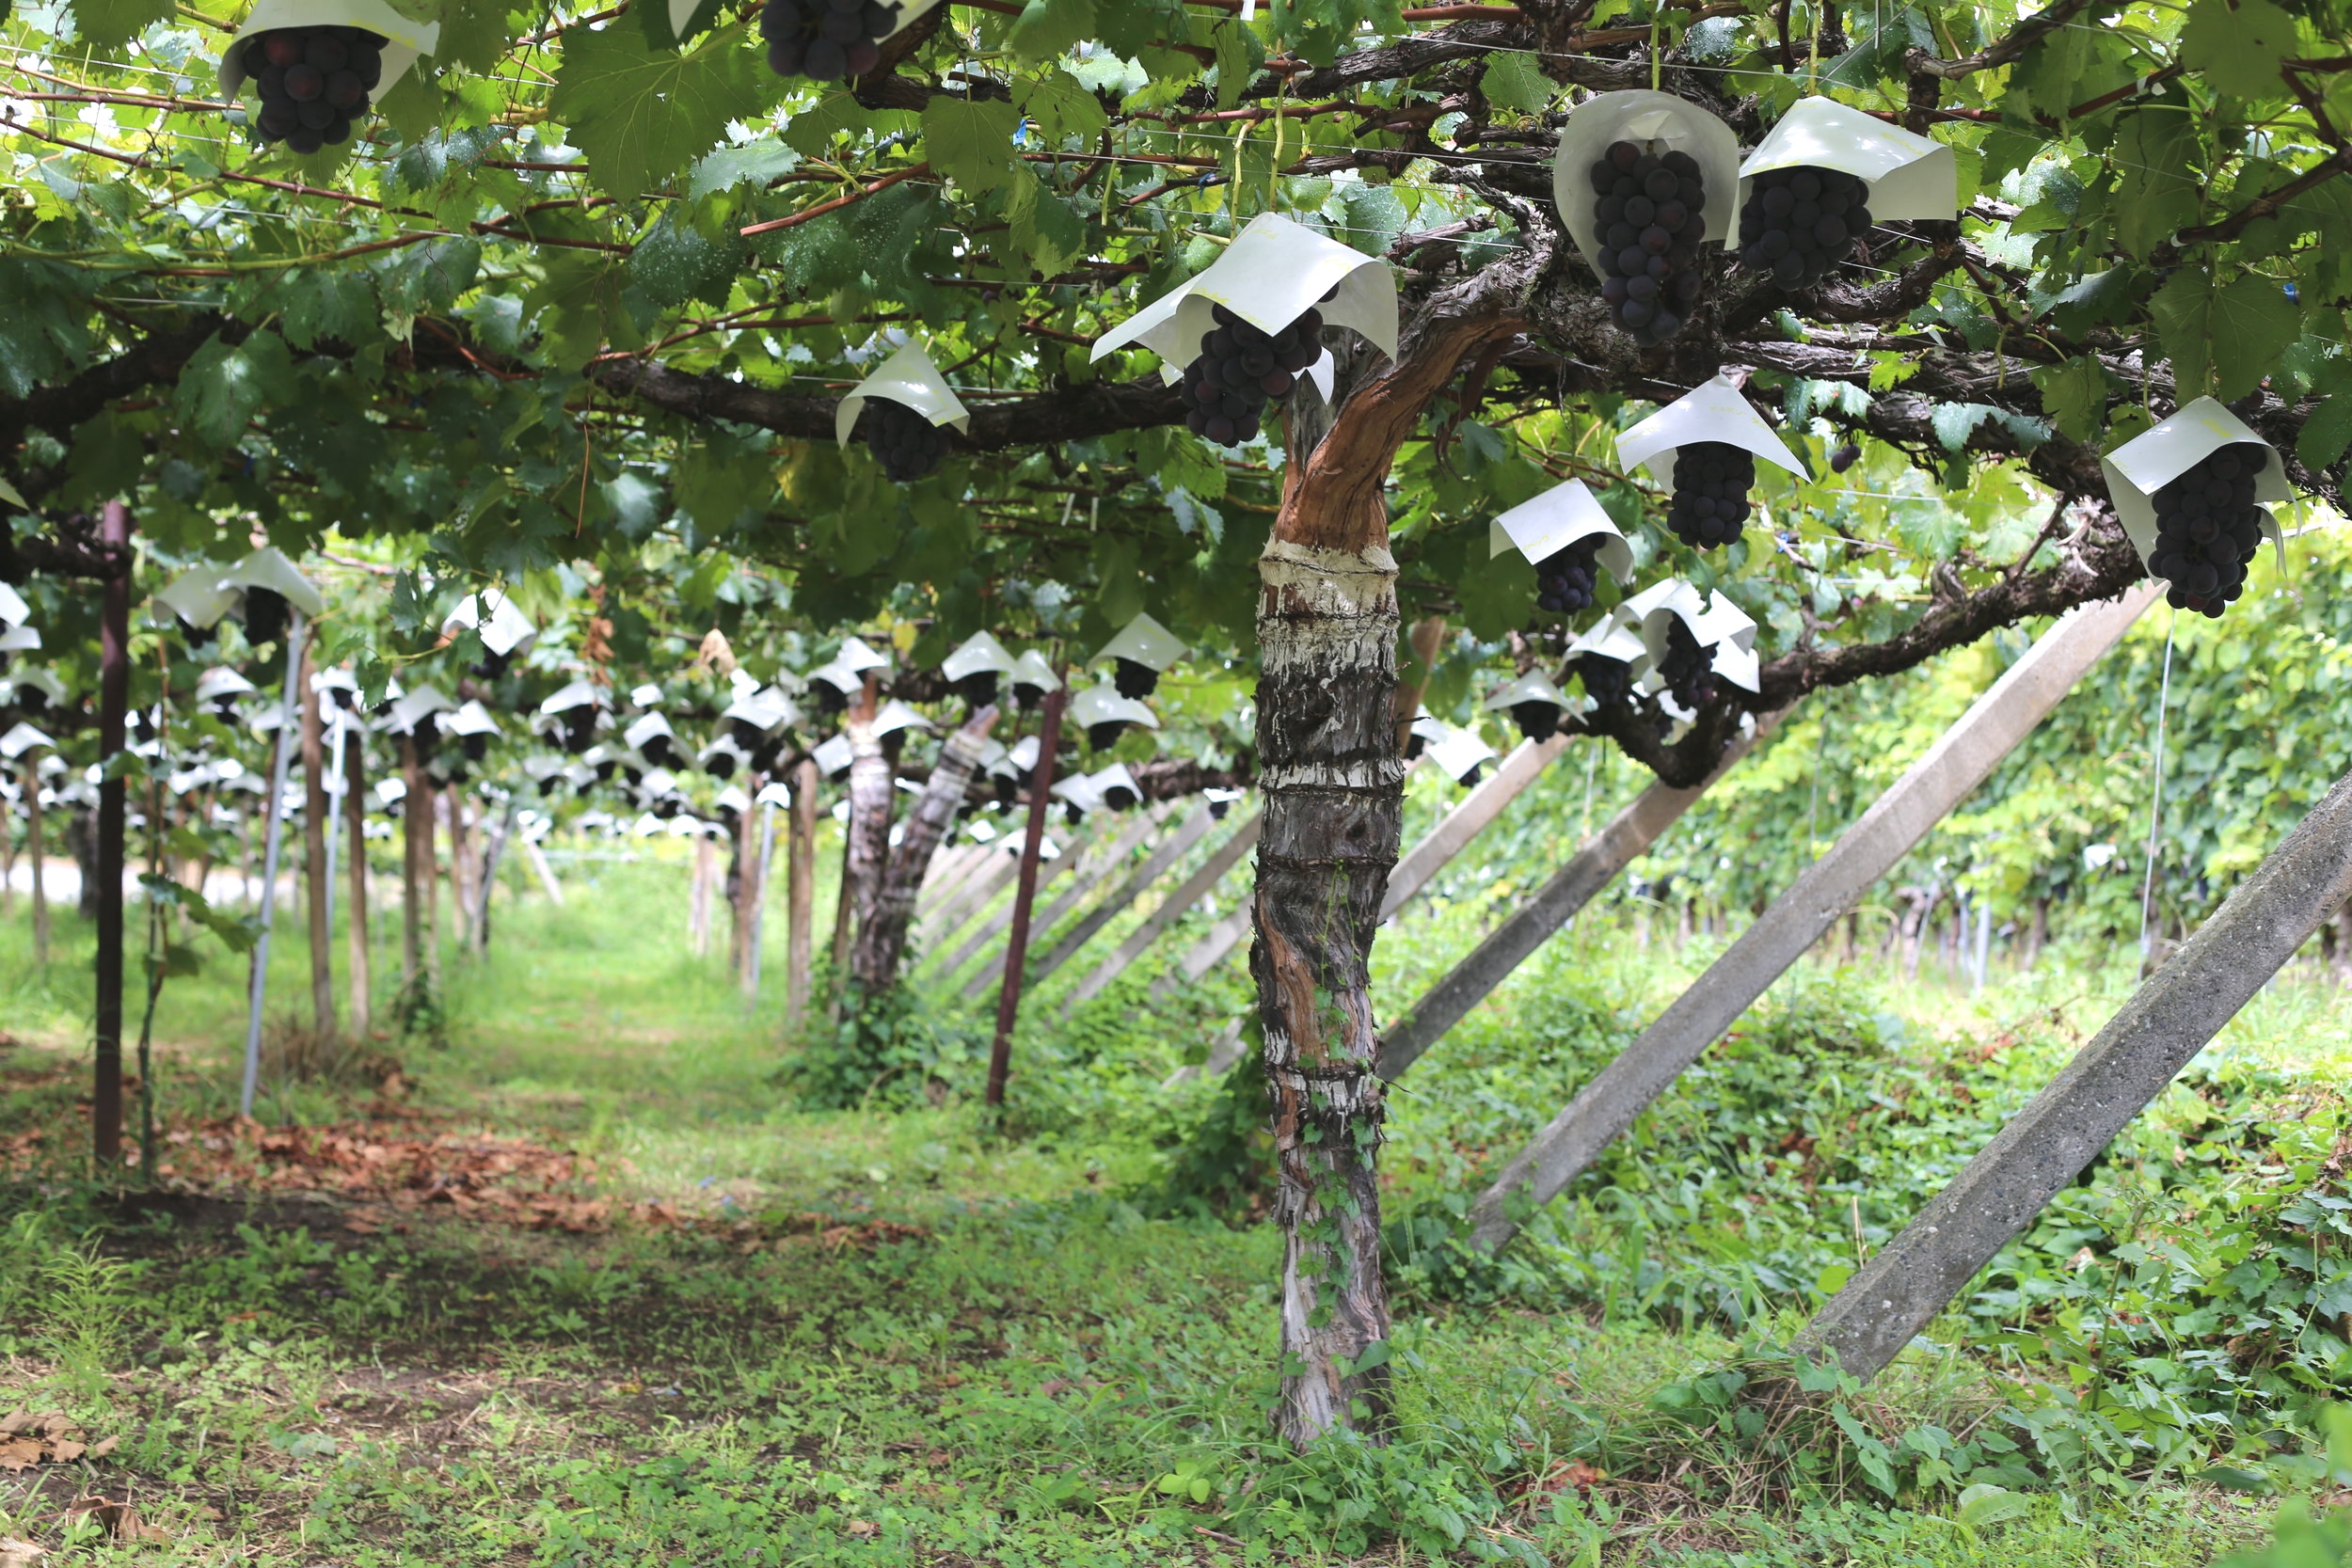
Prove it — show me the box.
[1068,808,1263,1006]
[1029,804,1218,985]
[917,848,1024,955]
[920,816,1115,976]
[916,843,991,916]
[1803,758,2352,1381]
[1378,712,1784,1081]
[1160,740,1573,996]
[1466,583,2164,1255]
[959,808,1168,1000]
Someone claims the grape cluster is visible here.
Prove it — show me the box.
[1737,165,1873,292]
[954,671,1000,708]
[1657,618,1719,711]
[865,397,947,483]
[1510,700,1562,744]
[762,0,898,81]
[1574,655,1632,707]
[1111,657,1158,700]
[1535,538,1604,619]
[1667,442,1756,550]
[1086,721,1126,752]
[1588,142,1708,344]
[460,729,491,765]
[2150,443,2269,618]
[561,705,598,754]
[243,587,290,649]
[238,25,384,154]
[1102,779,1139,811]
[1180,303,1323,447]
[1829,442,1861,474]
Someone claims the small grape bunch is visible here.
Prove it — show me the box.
[1657,617,1719,710]
[763,0,898,82]
[1667,441,1756,549]
[239,25,384,154]
[1534,538,1604,619]
[1737,166,1873,293]
[1588,141,1708,344]
[1509,699,1563,745]
[243,586,291,649]
[1110,658,1157,700]
[1179,303,1323,447]
[864,397,948,483]
[1574,654,1633,707]
[2150,443,2269,618]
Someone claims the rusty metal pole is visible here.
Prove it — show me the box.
[983,682,1064,1109]
[92,499,131,1166]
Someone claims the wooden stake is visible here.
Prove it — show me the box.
[298,641,335,1038]
[24,762,47,967]
[985,683,1065,1108]
[787,757,818,1025]
[92,499,131,1164]
[343,722,372,1037]
[239,610,308,1120]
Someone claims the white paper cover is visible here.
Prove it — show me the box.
[6,669,65,706]
[1068,683,1161,733]
[755,780,794,809]
[1006,735,1041,773]
[197,666,258,702]
[1091,611,1186,673]
[1090,211,1399,372]
[871,698,933,737]
[1618,375,1805,485]
[834,636,892,673]
[218,0,439,103]
[1482,671,1572,713]
[1740,95,1957,224]
[2101,396,2292,574]
[0,626,39,654]
[222,547,326,618]
[1488,479,1633,582]
[942,631,1016,682]
[811,734,857,776]
[538,678,605,717]
[0,583,26,627]
[1564,615,1651,676]
[0,721,54,759]
[722,687,797,731]
[389,686,454,732]
[447,699,501,738]
[1050,772,1106,813]
[1009,650,1062,693]
[1618,579,1761,693]
[1088,762,1142,800]
[624,712,675,751]
[155,564,239,630]
[714,784,753,816]
[442,589,536,656]
[1552,89,1740,285]
[834,341,972,447]
[1424,723,1498,782]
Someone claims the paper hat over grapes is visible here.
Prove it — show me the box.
[1068,683,1160,735]
[834,341,970,448]
[0,583,28,628]
[1009,649,1062,695]
[871,698,933,737]
[1617,579,1760,693]
[2101,397,2291,574]
[440,589,536,657]
[1739,96,1957,223]
[1004,735,1041,774]
[1091,611,1186,674]
[1050,770,1108,814]
[810,734,856,776]
[942,631,1017,683]
[446,700,501,739]
[834,635,892,673]
[217,0,438,100]
[1487,479,1633,582]
[537,679,605,717]
[1089,211,1399,385]
[1482,670,1576,717]
[1553,90,1740,286]
[1618,376,1805,487]
[0,721,55,761]
[1088,761,1142,808]
[1421,721,1498,783]
[1563,615,1649,673]
[154,563,241,630]
[623,711,675,752]
[197,666,258,705]
[721,686,797,733]
[388,685,455,735]
[6,668,65,708]
[755,779,794,809]
[0,625,40,660]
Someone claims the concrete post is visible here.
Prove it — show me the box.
[1802,758,2352,1380]
[1380,735,1567,920]
[1378,713,1780,1080]
[1466,585,2161,1255]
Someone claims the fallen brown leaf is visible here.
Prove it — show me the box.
[0,1411,34,1436]
[64,1497,171,1544]
[0,1439,40,1473]
[0,1536,46,1567]
[846,1520,879,1538]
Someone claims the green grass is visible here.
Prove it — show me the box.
[0,841,2344,1564]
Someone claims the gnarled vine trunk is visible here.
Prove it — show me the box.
[835,674,894,981]
[851,705,997,992]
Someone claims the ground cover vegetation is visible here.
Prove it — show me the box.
[8,0,2352,1551]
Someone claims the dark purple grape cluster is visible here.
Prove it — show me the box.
[562,706,597,754]
[1086,721,1125,752]
[1738,165,1872,292]
[2151,443,2267,618]
[865,396,947,483]
[954,671,999,708]
[1667,441,1756,549]
[243,586,290,648]
[1180,303,1322,446]
[1589,142,1708,344]
[1829,441,1861,474]
[1574,655,1632,707]
[1535,538,1604,618]
[1510,700,1562,744]
[1658,617,1719,711]
[762,0,898,81]
[1111,657,1157,700]
[239,25,383,154]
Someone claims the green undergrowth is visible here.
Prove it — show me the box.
[3,852,2349,1562]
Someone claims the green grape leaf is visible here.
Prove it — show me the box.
[1015,70,1109,146]
[70,0,171,51]
[2029,357,2107,443]
[2152,266,2302,401]
[922,96,1022,193]
[549,23,775,199]
[1481,51,1555,115]
[1006,168,1089,278]
[629,212,736,309]
[2111,105,2201,260]
[2295,361,2352,469]
[173,330,297,450]
[2181,0,2296,101]
[1007,0,1096,63]
[691,139,801,198]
